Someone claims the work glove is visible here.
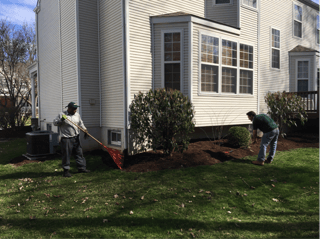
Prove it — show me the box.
[61,114,67,121]
[84,130,89,140]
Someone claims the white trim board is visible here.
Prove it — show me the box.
[152,16,240,35]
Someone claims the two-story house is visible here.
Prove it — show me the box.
[31,0,319,153]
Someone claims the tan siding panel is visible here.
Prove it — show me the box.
[38,0,62,125]
[100,0,124,128]
[79,0,100,127]
[60,0,78,109]
[205,0,238,28]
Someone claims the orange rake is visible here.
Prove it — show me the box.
[65,118,123,169]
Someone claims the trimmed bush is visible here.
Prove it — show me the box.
[228,126,251,148]
[129,89,195,156]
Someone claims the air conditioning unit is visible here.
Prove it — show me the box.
[25,130,59,157]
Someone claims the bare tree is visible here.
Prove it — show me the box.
[0,19,36,130]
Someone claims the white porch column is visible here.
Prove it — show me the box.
[31,74,36,118]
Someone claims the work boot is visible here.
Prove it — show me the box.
[265,158,272,164]
[78,169,90,173]
[251,160,264,166]
[63,169,72,177]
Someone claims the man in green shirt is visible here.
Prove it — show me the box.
[247,111,279,166]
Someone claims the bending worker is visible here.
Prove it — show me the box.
[246,111,279,166]
[53,102,90,177]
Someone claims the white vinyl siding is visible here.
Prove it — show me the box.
[258,1,318,113]
[129,0,204,103]
[60,0,78,108]
[206,0,238,28]
[38,0,62,127]
[99,0,124,129]
[78,0,100,127]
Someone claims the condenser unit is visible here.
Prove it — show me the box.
[25,131,59,157]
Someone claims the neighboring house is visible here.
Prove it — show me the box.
[32,0,319,153]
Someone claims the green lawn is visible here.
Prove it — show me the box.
[0,138,318,238]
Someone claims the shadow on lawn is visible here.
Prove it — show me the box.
[2,216,318,238]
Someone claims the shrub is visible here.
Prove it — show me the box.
[265,91,307,136]
[228,126,251,148]
[129,89,195,155]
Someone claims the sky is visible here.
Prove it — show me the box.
[0,0,319,28]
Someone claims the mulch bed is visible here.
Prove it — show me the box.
[8,132,319,172]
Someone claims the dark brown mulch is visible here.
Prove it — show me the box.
[8,132,319,171]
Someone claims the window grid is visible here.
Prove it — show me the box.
[164,32,181,91]
[201,35,219,64]
[240,44,253,69]
[240,70,253,94]
[222,39,237,67]
[271,29,280,69]
[215,0,231,4]
[243,0,257,8]
[222,68,236,93]
[294,5,302,38]
[201,64,218,92]
[297,61,308,92]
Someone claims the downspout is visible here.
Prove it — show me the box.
[257,0,260,114]
[98,0,102,127]
[122,0,128,153]
[188,21,193,103]
[76,0,82,116]
[59,0,63,112]
[151,19,154,91]
[34,6,41,128]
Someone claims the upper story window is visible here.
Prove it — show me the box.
[214,0,233,5]
[271,28,280,69]
[243,0,257,8]
[163,31,181,91]
[293,4,302,38]
[200,33,254,95]
[317,15,320,44]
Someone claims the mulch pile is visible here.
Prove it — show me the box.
[8,132,319,172]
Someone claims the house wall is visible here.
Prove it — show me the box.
[128,0,205,104]
[99,0,125,149]
[192,18,258,127]
[205,0,238,28]
[153,22,189,96]
[38,0,62,130]
[258,0,319,113]
[78,0,100,128]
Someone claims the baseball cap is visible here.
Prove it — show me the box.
[66,102,80,108]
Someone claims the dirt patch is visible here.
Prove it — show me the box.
[9,132,318,171]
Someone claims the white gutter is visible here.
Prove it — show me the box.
[257,1,260,114]
[188,21,193,103]
[76,0,82,116]
[97,0,102,127]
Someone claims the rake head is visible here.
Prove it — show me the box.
[101,144,123,170]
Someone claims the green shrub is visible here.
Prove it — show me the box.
[265,91,308,137]
[129,89,195,155]
[228,126,251,148]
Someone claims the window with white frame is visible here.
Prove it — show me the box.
[293,4,302,38]
[243,0,257,8]
[297,61,309,92]
[317,15,320,44]
[108,130,121,146]
[214,0,232,4]
[239,44,253,94]
[271,28,280,69]
[164,32,181,91]
[222,39,237,93]
[317,68,319,88]
[200,33,254,95]
[201,35,219,92]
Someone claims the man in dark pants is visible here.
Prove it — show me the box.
[247,111,280,166]
[53,102,90,177]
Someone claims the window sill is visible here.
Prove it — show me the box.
[292,35,303,40]
[241,4,258,12]
[197,92,254,98]
[270,67,281,72]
